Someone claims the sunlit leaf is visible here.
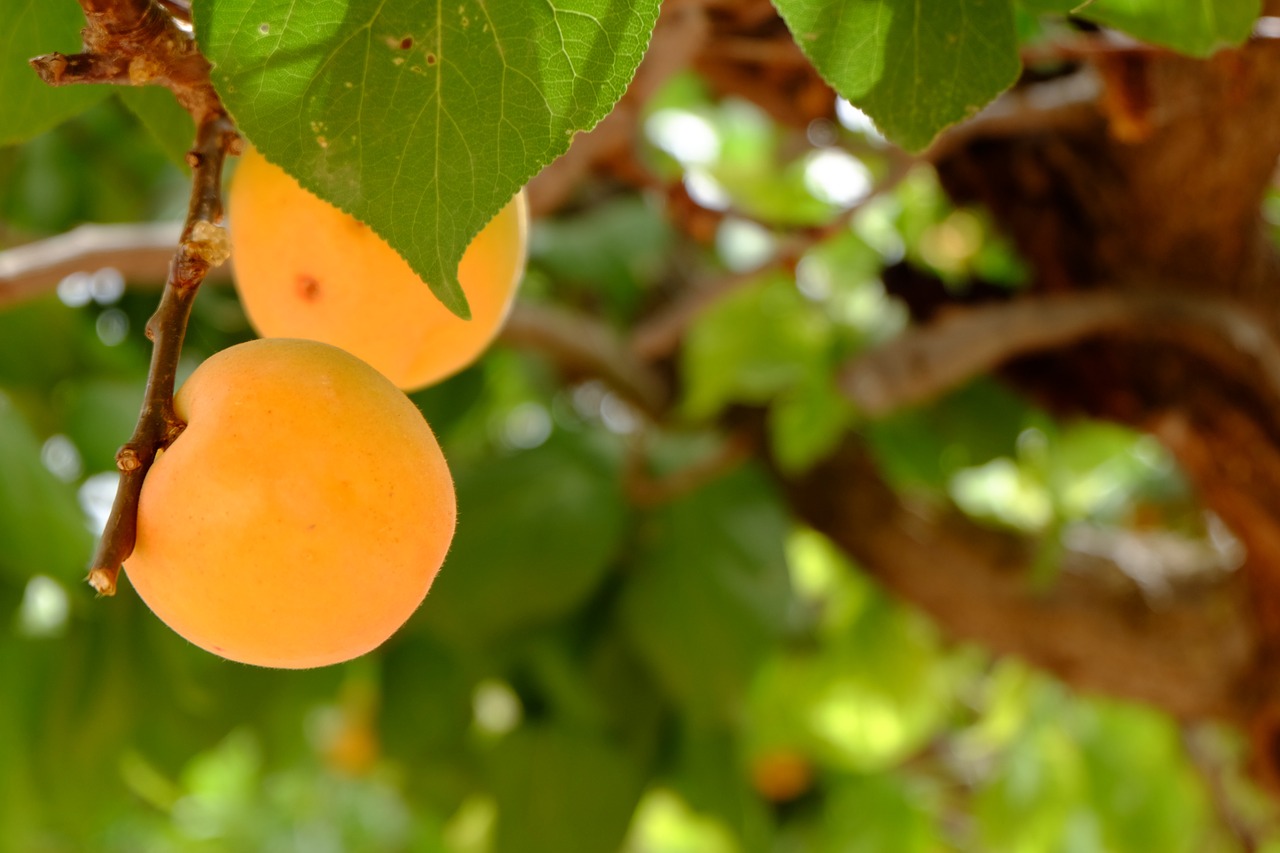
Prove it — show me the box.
[619,465,791,724]
[774,0,1022,151]
[1080,0,1259,57]
[681,273,832,420]
[419,434,626,644]
[195,0,659,316]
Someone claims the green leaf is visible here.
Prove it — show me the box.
[975,723,1088,850]
[1018,0,1092,13]
[619,464,791,724]
[55,378,145,474]
[117,88,197,170]
[1,0,110,145]
[822,775,940,853]
[1079,703,1211,853]
[418,434,627,645]
[0,393,93,582]
[195,0,659,317]
[767,375,856,475]
[489,726,645,853]
[773,0,1022,152]
[670,725,775,850]
[1079,0,1258,57]
[748,628,951,773]
[681,273,832,420]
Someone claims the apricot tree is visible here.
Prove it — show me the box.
[5,0,1280,849]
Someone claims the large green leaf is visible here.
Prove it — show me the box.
[117,88,197,170]
[681,273,833,420]
[1080,0,1258,57]
[489,726,645,853]
[822,775,940,853]
[619,465,792,724]
[773,0,1022,152]
[0,394,93,582]
[1,0,110,145]
[195,0,659,317]
[418,434,627,645]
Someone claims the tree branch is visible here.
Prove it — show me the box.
[0,223,230,308]
[31,0,222,122]
[26,0,241,594]
[842,291,1280,417]
[87,113,237,596]
[500,301,670,417]
[774,435,1259,720]
[0,228,674,423]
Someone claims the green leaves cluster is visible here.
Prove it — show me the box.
[194,0,660,318]
[4,0,1262,316]
[1,0,1273,849]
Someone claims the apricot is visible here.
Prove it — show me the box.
[228,148,528,391]
[123,339,456,669]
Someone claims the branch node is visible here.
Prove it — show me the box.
[116,447,142,473]
[128,54,164,84]
[163,417,186,445]
[87,567,118,597]
[185,220,231,268]
[29,52,69,83]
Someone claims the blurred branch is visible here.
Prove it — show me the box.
[500,302,670,417]
[1183,725,1269,852]
[774,434,1259,720]
[842,291,1280,417]
[0,223,232,307]
[0,227,672,419]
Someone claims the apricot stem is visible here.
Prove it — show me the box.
[30,0,240,594]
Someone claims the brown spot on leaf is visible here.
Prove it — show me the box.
[426,53,437,65]
[400,36,413,49]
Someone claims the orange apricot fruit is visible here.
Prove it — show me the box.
[123,338,456,669]
[228,148,528,391]
[749,749,814,802]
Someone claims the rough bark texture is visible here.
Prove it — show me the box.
[865,30,1280,786]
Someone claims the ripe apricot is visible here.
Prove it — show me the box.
[228,148,528,391]
[123,339,456,669]
[749,749,814,802]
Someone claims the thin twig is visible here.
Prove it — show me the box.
[28,0,240,594]
[88,113,237,596]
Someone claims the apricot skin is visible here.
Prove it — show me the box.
[228,148,528,391]
[123,339,456,669]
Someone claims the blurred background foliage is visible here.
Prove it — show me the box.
[1,36,1276,853]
